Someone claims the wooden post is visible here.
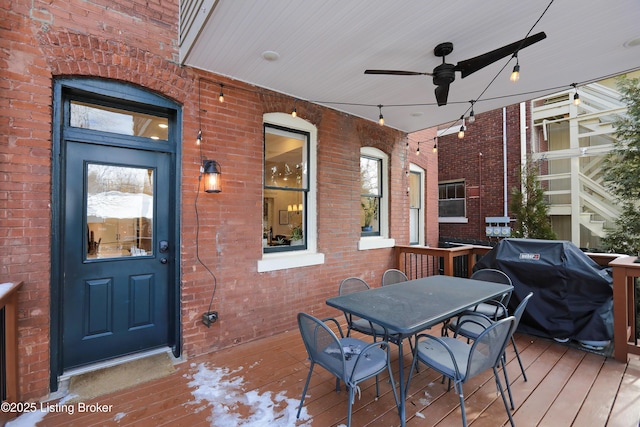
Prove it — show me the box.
[0,281,23,423]
[609,257,640,362]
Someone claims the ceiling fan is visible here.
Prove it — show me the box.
[365,32,547,106]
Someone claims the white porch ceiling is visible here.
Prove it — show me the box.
[180,0,640,133]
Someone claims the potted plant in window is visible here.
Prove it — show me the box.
[289,224,303,245]
[361,198,377,231]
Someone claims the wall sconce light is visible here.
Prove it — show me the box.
[202,160,221,193]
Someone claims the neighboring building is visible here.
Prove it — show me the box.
[431,73,638,249]
[1,1,438,400]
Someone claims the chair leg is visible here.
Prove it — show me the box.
[493,366,516,427]
[386,358,400,408]
[297,362,315,419]
[455,381,467,427]
[347,386,354,427]
[512,336,528,381]
[375,374,380,397]
[501,354,515,410]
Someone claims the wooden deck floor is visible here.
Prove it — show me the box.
[15,326,640,427]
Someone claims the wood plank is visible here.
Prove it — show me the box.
[572,356,627,427]
[28,333,640,427]
[538,352,604,426]
[607,355,640,427]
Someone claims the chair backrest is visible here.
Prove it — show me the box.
[471,268,513,306]
[339,277,370,295]
[471,268,512,285]
[382,269,408,286]
[466,316,516,379]
[512,292,534,330]
[298,312,346,378]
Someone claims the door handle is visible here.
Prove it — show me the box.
[160,258,168,264]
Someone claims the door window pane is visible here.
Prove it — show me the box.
[71,101,169,141]
[86,164,154,259]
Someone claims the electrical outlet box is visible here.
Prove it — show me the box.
[202,311,218,327]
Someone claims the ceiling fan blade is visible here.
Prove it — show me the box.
[435,84,450,106]
[364,69,431,76]
[455,31,547,78]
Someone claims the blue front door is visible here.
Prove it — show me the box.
[62,141,173,369]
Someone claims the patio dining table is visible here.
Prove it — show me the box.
[325,274,513,426]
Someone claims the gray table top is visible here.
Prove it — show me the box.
[326,275,512,336]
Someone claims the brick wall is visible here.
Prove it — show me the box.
[1,0,436,400]
[437,105,526,242]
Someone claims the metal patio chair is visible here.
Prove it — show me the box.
[339,277,388,340]
[296,312,398,427]
[381,268,409,286]
[407,316,517,427]
[467,268,513,318]
[449,292,534,409]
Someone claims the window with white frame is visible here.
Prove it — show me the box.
[438,181,466,218]
[360,155,381,236]
[358,147,395,250]
[409,168,423,245]
[264,124,308,253]
[258,113,324,272]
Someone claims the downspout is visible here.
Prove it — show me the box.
[478,152,482,225]
[503,107,508,216]
[519,102,528,202]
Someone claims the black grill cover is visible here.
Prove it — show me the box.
[474,238,613,342]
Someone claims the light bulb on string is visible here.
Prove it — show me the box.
[196,129,202,146]
[571,83,581,106]
[432,143,438,153]
[378,105,384,126]
[468,100,476,123]
[510,53,520,82]
[218,84,225,103]
[457,116,465,139]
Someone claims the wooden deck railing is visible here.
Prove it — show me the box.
[0,281,23,423]
[394,245,492,279]
[394,245,640,362]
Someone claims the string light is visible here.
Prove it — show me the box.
[291,99,297,117]
[218,84,225,103]
[378,104,384,126]
[416,141,421,155]
[196,129,202,146]
[458,116,465,139]
[468,100,476,123]
[510,54,520,82]
[432,143,438,153]
[571,83,581,106]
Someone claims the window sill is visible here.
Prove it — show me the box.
[438,217,469,223]
[257,251,325,272]
[358,237,395,251]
